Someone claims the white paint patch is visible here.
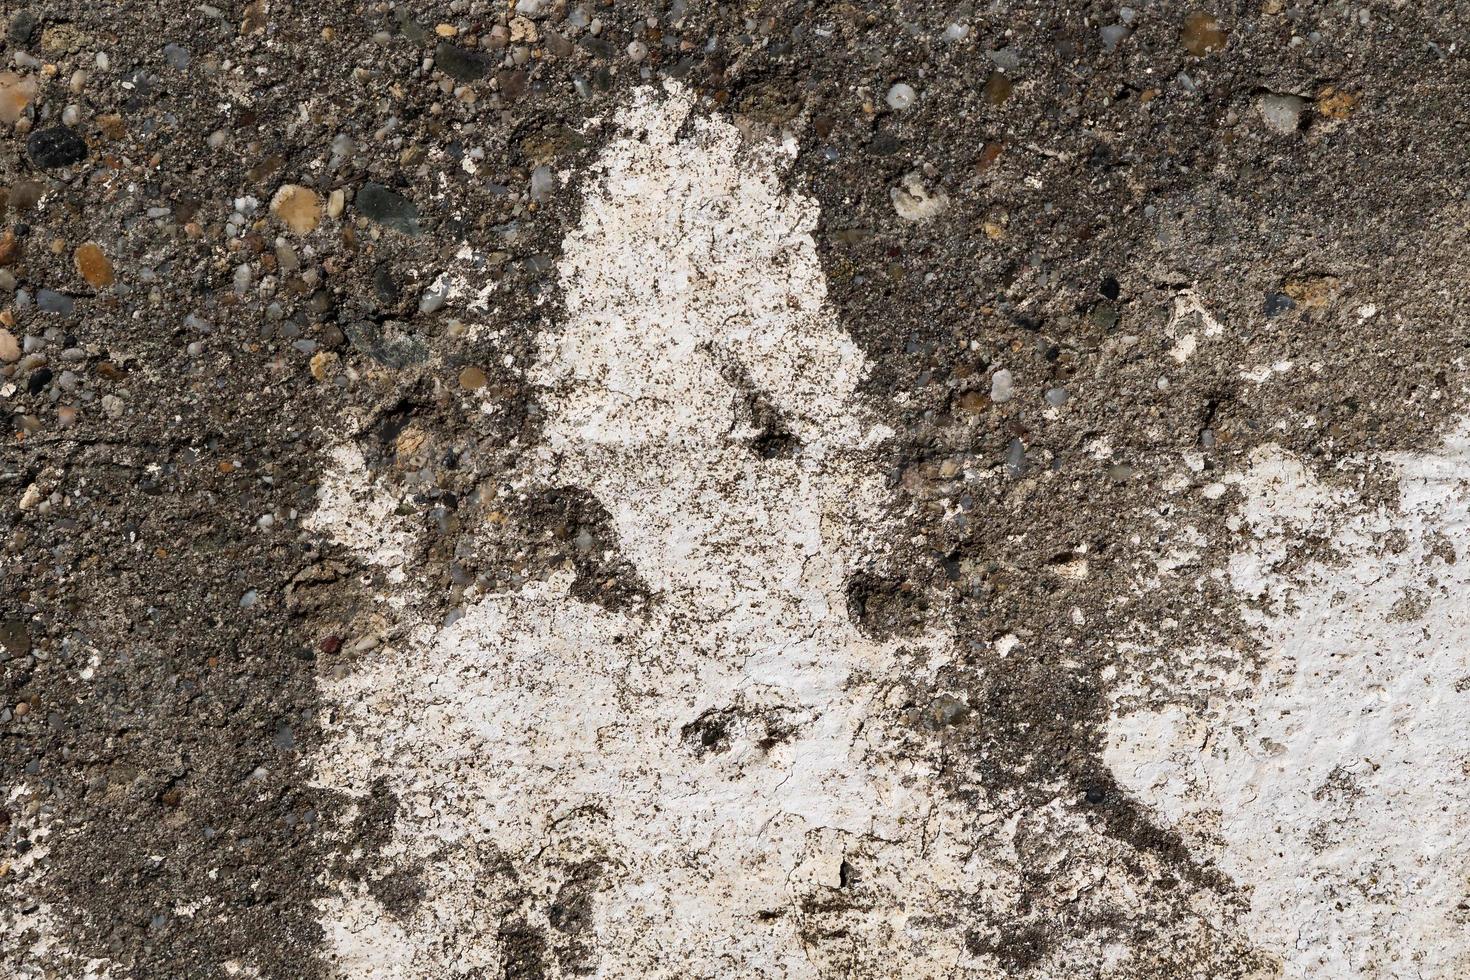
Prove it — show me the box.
[1164,288,1226,365]
[308,83,995,978]
[1106,423,1470,978]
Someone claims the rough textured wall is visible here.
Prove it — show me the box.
[1,1,1468,978]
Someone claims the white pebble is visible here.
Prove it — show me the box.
[1100,24,1130,51]
[529,165,554,200]
[990,368,1014,403]
[419,281,449,314]
[885,82,916,111]
[1259,94,1306,134]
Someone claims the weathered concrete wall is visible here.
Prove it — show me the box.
[3,2,1469,978]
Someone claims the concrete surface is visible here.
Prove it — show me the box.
[1,1,1468,978]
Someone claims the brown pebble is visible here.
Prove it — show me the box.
[13,701,28,717]
[983,72,1013,106]
[74,242,115,287]
[0,327,17,363]
[1283,274,1340,309]
[458,366,487,390]
[957,391,988,414]
[96,114,126,140]
[975,141,1004,173]
[1181,12,1226,55]
[271,184,321,235]
[10,180,43,212]
[0,230,19,266]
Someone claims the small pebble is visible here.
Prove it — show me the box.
[162,43,191,69]
[1265,293,1295,317]
[74,242,114,287]
[1006,438,1026,477]
[356,183,420,235]
[458,366,486,390]
[435,42,489,82]
[983,72,1013,105]
[986,48,1020,71]
[328,133,356,171]
[0,71,37,125]
[27,126,88,168]
[270,184,321,234]
[1181,12,1226,55]
[8,10,37,46]
[1259,94,1306,134]
[419,281,449,314]
[36,289,74,314]
[885,83,916,111]
[890,172,948,222]
[990,369,1014,403]
[509,16,539,43]
[530,166,554,201]
[1101,24,1131,52]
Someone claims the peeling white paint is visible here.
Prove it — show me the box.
[1106,423,1470,978]
[309,82,991,979]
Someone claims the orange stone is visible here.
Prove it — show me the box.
[74,242,115,287]
[1316,86,1360,120]
[1181,12,1226,55]
[0,229,18,266]
[0,72,36,125]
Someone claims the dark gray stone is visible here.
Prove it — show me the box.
[356,183,420,235]
[435,42,489,82]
